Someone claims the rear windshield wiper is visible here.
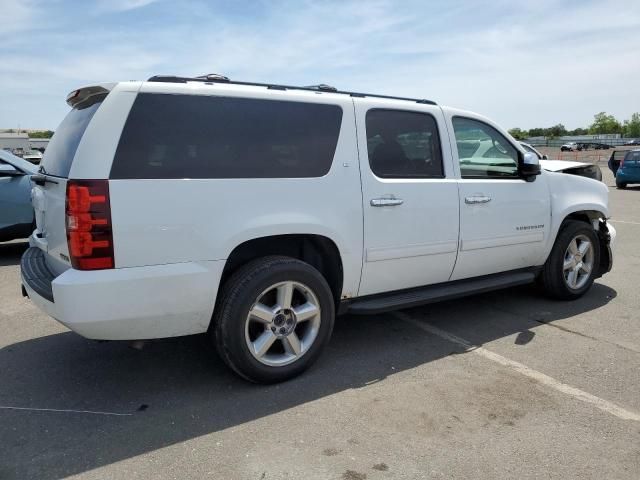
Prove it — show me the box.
[31,167,59,185]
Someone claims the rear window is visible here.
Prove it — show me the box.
[625,151,640,163]
[40,94,105,177]
[110,93,343,179]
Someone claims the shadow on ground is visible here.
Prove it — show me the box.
[0,282,616,479]
[0,241,28,267]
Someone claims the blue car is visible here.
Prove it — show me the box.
[0,149,37,242]
[614,149,640,189]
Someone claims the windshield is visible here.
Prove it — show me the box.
[521,143,541,159]
[40,94,106,177]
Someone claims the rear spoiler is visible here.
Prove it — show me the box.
[66,83,116,107]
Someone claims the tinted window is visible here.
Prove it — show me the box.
[40,94,105,177]
[453,117,519,178]
[365,109,443,178]
[110,94,343,179]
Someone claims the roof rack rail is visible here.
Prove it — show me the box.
[304,84,338,92]
[146,75,437,105]
[195,73,230,82]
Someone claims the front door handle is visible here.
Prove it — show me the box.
[370,197,404,207]
[465,195,491,205]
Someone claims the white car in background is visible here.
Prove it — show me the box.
[520,142,602,182]
[561,142,580,151]
[22,150,43,165]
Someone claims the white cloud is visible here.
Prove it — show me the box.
[0,0,37,34]
[1,0,639,129]
[95,0,159,12]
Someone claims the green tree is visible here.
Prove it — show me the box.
[508,128,527,140]
[588,112,622,134]
[528,127,545,137]
[623,113,640,138]
[547,123,567,138]
[29,130,54,138]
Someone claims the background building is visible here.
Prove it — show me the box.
[0,133,50,154]
[0,132,30,153]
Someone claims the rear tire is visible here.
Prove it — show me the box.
[212,256,335,383]
[540,220,600,300]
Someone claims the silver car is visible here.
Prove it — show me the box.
[0,149,37,242]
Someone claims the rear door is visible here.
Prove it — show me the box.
[31,93,107,274]
[609,150,626,174]
[355,99,460,296]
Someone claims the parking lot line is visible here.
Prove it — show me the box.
[610,219,640,226]
[392,311,640,422]
[0,405,133,417]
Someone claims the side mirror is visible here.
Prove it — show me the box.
[542,154,548,160]
[0,164,24,177]
[521,152,541,181]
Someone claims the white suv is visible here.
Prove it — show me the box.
[21,75,615,383]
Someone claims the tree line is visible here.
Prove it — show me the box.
[509,112,640,140]
[0,129,55,138]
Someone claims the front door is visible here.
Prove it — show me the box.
[355,99,460,296]
[446,115,551,280]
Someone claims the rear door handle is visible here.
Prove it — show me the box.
[465,195,491,205]
[370,197,404,207]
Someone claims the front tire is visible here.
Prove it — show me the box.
[616,181,627,189]
[540,220,600,300]
[212,256,335,383]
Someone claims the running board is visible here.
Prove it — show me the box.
[346,270,537,315]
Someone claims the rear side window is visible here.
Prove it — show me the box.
[365,109,444,178]
[110,94,343,179]
[40,94,105,177]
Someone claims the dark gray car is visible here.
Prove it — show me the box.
[0,149,37,241]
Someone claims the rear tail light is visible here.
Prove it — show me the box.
[66,180,114,270]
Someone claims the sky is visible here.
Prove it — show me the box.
[1,0,639,131]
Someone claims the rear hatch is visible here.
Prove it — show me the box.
[31,89,108,275]
[621,151,640,172]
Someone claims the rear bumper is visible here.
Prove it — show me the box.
[616,170,640,183]
[20,246,55,302]
[21,247,225,340]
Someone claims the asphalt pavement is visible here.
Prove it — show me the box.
[1,168,638,479]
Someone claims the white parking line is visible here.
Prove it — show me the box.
[0,405,133,416]
[610,220,640,226]
[392,311,640,422]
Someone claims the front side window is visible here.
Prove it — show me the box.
[365,109,444,178]
[111,94,343,179]
[453,117,519,178]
